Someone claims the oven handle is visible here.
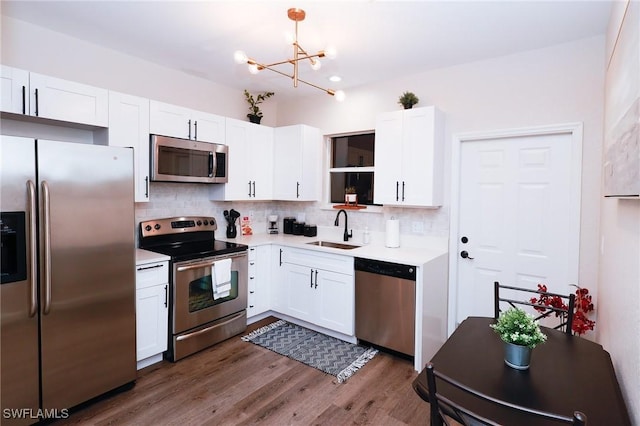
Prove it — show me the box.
[175,311,245,341]
[176,253,246,272]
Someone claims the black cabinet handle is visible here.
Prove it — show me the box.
[296,182,300,198]
[194,120,198,140]
[164,285,168,308]
[396,181,399,201]
[188,119,192,139]
[314,270,318,289]
[248,181,252,197]
[279,248,283,266]
[252,181,256,197]
[310,269,314,287]
[22,85,26,114]
[402,181,406,201]
[144,176,149,198]
[137,264,164,271]
[34,88,39,116]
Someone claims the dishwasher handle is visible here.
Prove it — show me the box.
[354,257,416,281]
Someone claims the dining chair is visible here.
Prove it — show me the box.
[494,281,575,335]
[425,363,587,426]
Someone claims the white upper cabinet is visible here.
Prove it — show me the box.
[1,65,108,127]
[272,124,322,201]
[1,65,29,114]
[149,100,225,144]
[108,91,150,202]
[210,118,274,201]
[374,106,445,207]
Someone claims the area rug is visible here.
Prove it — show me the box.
[241,319,378,383]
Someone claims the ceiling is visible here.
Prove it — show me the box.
[1,1,613,100]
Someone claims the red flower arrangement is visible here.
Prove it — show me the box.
[530,284,595,335]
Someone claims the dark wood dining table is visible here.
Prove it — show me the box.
[412,317,631,425]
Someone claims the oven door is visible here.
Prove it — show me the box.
[172,251,247,335]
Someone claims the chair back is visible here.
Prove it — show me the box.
[425,363,587,426]
[494,281,575,335]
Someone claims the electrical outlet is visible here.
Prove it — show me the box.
[411,221,425,234]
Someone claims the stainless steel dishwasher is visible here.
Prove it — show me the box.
[355,257,416,356]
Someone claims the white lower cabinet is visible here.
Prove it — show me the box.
[135,259,169,369]
[247,245,271,318]
[274,247,354,335]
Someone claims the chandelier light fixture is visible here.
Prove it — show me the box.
[234,8,346,101]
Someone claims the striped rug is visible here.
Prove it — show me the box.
[241,319,378,383]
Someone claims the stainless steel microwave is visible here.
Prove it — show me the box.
[150,135,228,183]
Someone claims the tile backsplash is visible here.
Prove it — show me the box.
[135,183,449,239]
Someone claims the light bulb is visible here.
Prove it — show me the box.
[248,63,260,74]
[234,50,248,64]
[335,90,346,102]
[310,59,322,71]
[324,46,337,60]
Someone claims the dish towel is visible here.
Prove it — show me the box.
[212,258,232,300]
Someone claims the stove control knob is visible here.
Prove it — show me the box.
[196,220,202,226]
[154,224,161,230]
[203,220,209,226]
[145,225,152,232]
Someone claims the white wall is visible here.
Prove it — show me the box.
[599,1,640,422]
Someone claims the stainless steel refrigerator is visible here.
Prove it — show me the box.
[1,136,136,424]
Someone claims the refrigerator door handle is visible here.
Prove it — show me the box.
[41,180,52,315]
[27,180,37,317]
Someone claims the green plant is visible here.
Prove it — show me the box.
[490,307,547,349]
[398,91,419,108]
[244,89,274,118]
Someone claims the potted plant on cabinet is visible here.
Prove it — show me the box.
[244,89,274,124]
[490,307,547,370]
[398,91,419,109]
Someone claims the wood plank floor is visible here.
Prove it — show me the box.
[55,317,432,425]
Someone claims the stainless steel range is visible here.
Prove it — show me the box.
[139,216,248,361]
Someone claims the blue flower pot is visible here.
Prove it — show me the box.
[504,342,532,370]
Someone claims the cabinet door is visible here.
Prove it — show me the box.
[316,270,354,335]
[270,246,287,312]
[272,126,302,200]
[149,100,191,139]
[282,263,315,322]
[108,91,150,202]
[250,124,274,200]
[192,110,225,143]
[298,125,321,201]
[374,110,403,205]
[221,118,251,199]
[1,65,29,114]
[273,125,321,201]
[136,284,168,361]
[401,107,444,206]
[29,72,108,127]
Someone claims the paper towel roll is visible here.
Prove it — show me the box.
[385,219,400,248]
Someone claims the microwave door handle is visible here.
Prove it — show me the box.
[208,152,214,178]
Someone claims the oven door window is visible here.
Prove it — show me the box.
[188,271,238,312]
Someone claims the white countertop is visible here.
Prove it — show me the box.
[136,248,170,264]
[219,227,448,266]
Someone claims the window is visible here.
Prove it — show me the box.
[329,133,376,205]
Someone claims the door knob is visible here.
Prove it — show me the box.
[460,250,474,259]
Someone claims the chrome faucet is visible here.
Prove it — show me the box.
[334,209,353,241]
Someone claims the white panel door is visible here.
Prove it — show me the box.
[1,65,29,114]
[455,132,579,325]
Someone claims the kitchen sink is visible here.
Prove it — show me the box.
[307,240,360,250]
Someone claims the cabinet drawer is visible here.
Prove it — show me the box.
[136,261,168,289]
[248,246,257,261]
